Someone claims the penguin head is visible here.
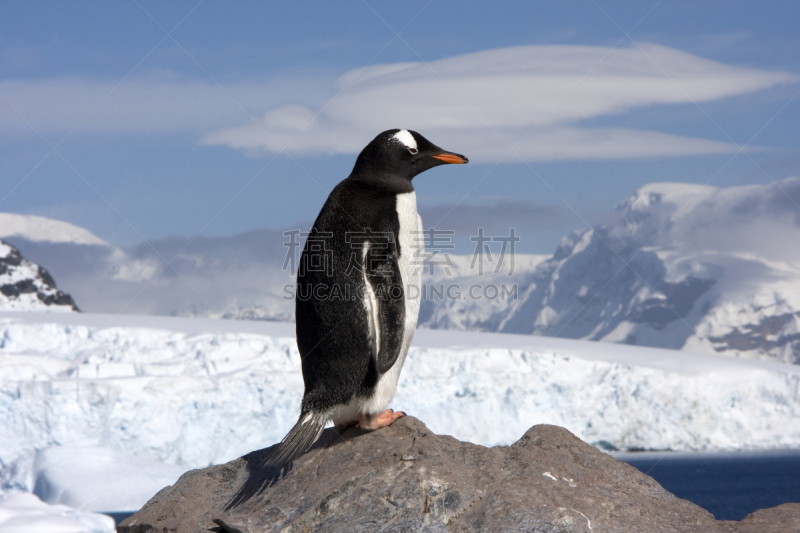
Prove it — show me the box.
[351,129,468,190]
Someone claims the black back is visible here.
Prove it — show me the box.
[296,179,399,413]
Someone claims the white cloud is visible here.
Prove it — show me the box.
[1,44,796,162]
[201,43,798,162]
[0,75,331,137]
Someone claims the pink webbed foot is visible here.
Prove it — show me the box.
[356,409,406,431]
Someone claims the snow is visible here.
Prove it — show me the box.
[32,447,187,512]
[0,493,114,533]
[1,310,799,517]
[0,214,109,247]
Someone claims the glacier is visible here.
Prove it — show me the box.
[1,311,799,513]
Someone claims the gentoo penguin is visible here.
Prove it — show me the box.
[270,129,467,466]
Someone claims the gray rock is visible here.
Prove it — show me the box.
[118,417,799,532]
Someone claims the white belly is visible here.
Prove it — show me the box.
[395,191,423,362]
[332,191,423,421]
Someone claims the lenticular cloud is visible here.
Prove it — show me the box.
[202,43,798,162]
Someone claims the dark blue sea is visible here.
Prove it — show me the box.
[105,451,800,526]
[619,450,800,521]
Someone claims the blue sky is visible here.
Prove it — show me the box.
[1,0,798,253]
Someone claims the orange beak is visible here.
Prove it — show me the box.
[431,153,469,164]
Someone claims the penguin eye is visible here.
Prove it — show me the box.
[408,147,418,155]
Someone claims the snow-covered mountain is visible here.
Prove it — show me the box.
[499,177,800,363]
[0,240,78,312]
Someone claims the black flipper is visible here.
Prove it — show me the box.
[264,411,327,467]
[364,238,406,374]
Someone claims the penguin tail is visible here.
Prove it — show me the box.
[266,411,327,467]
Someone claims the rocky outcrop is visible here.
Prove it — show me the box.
[708,312,800,358]
[118,417,798,532]
[0,240,78,311]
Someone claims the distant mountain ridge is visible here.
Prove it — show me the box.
[0,240,78,312]
[4,177,799,363]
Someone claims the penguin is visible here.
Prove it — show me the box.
[270,129,468,466]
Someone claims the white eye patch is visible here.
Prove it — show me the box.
[391,130,418,153]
